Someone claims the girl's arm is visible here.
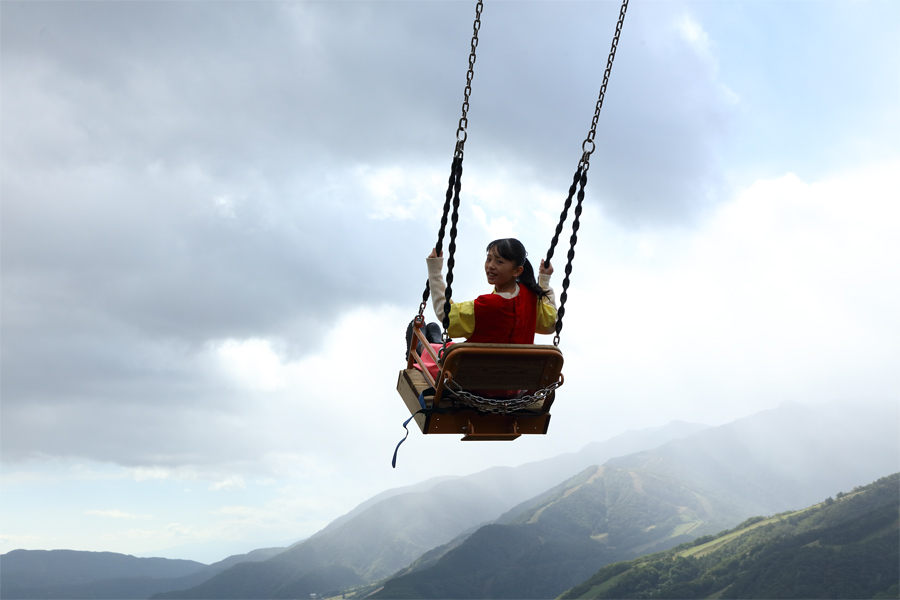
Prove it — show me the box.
[535,260,558,334]
[427,252,476,338]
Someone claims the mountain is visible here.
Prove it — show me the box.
[560,473,900,599]
[366,400,899,599]
[0,550,205,590]
[0,547,284,600]
[370,465,729,599]
[8,402,896,600]
[152,421,708,600]
[605,401,899,516]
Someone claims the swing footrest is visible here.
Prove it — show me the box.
[462,418,519,441]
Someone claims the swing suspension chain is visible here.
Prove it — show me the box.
[553,172,587,345]
[441,161,463,350]
[422,0,627,349]
[544,169,580,283]
[441,0,481,344]
[420,0,482,330]
[420,155,462,316]
[544,0,629,346]
[455,0,483,159]
[580,0,629,170]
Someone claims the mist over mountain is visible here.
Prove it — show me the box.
[368,400,899,599]
[606,401,899,515]
[152,421,706,599]
[4,402,896,600]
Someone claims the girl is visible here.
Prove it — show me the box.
[427,238,558,345]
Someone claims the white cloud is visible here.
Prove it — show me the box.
[356,165,445,221]
[215,339,289,392]
[209,476,247,492]
[556,160,900,433]
[213,506,265,518]
[674,13,712,57]
[85,509,153,520]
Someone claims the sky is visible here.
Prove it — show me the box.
[1,0,898,564]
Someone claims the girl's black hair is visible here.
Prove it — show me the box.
[486,238,549,299]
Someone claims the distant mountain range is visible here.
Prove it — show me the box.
[2,400,897,600]
[0,547,283,599]
[364,402,899,599]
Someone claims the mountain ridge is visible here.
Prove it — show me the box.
[5,402,898,600]
[560,473,900,599]
[1,420,706,600]
[364,400,899,599]
[0,547,284,599]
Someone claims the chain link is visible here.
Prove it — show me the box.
[455,0,483,158]
[580,0,629,170]
[444,381,562,415]
[544,0,629,348]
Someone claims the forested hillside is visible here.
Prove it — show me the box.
[561,473,899,599]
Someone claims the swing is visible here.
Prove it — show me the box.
[399,316,564,441]
[396,0,629,443]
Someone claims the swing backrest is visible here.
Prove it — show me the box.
[435,342,563,396]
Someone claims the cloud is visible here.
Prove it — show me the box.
[559,159,900,432]
[0,0,741,389]
[209,476,247,492]
[85,509,153,520]
[0,0,897,561]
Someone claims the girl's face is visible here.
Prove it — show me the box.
[485,246,524,293]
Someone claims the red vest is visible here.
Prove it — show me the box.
[415,286,538,382]
[466,285,538,344]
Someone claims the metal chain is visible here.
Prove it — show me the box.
[580,0,629,170]
[445,381,562,415]
[544,0,629,346]
[419,1,483,319]
[455,0,484,159]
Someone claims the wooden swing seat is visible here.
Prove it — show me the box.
[396,342,563,441]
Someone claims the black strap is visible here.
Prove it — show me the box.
[544,168,586,345]
[441,159,462,345]
[421,156,462,307]
[391,409,426,469]
[391,388,433,468]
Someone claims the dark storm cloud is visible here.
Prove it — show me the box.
[1,0,738,465]
[423,0,736,225]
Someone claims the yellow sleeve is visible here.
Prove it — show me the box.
[448,300,476,338]
[535,299,558,335]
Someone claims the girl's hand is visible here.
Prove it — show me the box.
[428,248,443,259]
[539,259,553,277]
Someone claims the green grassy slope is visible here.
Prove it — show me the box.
[561,473,899,600]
